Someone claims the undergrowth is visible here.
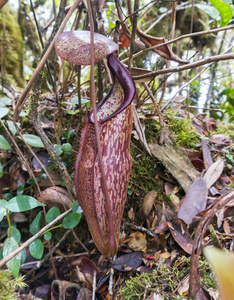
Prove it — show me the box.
[0,270,27,300]
[117,257,215,299]
[145,112,198,148]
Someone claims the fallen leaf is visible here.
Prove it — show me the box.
[203,159,224,189]
[177,274,190,296]
[190,158,205,172]
[76,287,92,300]
[164,182,179,195]
[168,219,193,255]
[32,152,50,171]
[202,139,213,169]
[210,134,232,150]
[178,177,208,225]
[128,232,147,252]
[111,252,143,272]
[139,190,157,221]
[223,220,231,235]
[38,187,72,211]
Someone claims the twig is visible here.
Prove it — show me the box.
[0,119,41,194]
[0,208,72,268]
[132,52,234,81]
[124,222,158,238]
[13,0,82,121]
[108,256,116,299]
[72,229,90,253]
[160,43,234,111]
[127,0,139,72]
[13,120,56,189]
[24,229,73,280]
[92,270,97,300]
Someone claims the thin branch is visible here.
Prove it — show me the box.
[0,119,41,195]
[160,43,234,111]
[0,208,72,268]
[132,52,234,81]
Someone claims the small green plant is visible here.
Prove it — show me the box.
[0,269,27,299]
[0,195,82,277]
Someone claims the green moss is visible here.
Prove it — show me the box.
[130,144,162,195]
[118,261,188,299]
[0,6,24,88]
[145,112,198,148]
[0,270,27,300]
[118,257,215,299]
[167,116,198,148]
[214,122,234,140]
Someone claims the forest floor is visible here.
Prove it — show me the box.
[1,88,234,300]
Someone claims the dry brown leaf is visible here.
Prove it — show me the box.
[128,232,147,252]
[130,67,155,83]
[168,220,193,255]
[203,159,224,189]
[202,139,213,169]
[38,186,72,211]
[178,177,208,225]
[137,26,188,64]
[164,182,179,195]
[139,190,157,221]
[223,220,231,235]
[160,252,171,259]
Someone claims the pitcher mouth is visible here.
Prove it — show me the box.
[89,53,136,124]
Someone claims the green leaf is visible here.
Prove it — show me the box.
[6,195,45,212]
[0,107,9,119]
[197,4,219,19]
[72,202,83,214]
[19,134,45,148]
[62,212,81,229]
[7,227,21,244]
[0,135,11,150]
[6,121,19,136]
[62,143,72,152]
[46,207,60,223]
[29,239,44,259]
[0,200,7,222]
[44,232,52,241]
[3,237,21,277]
[0,97,11,106]
[30,212,42,235]
[54,144,63,156]
[67,109,79,115]
[20,249,26,264]
[209,0,233,26]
